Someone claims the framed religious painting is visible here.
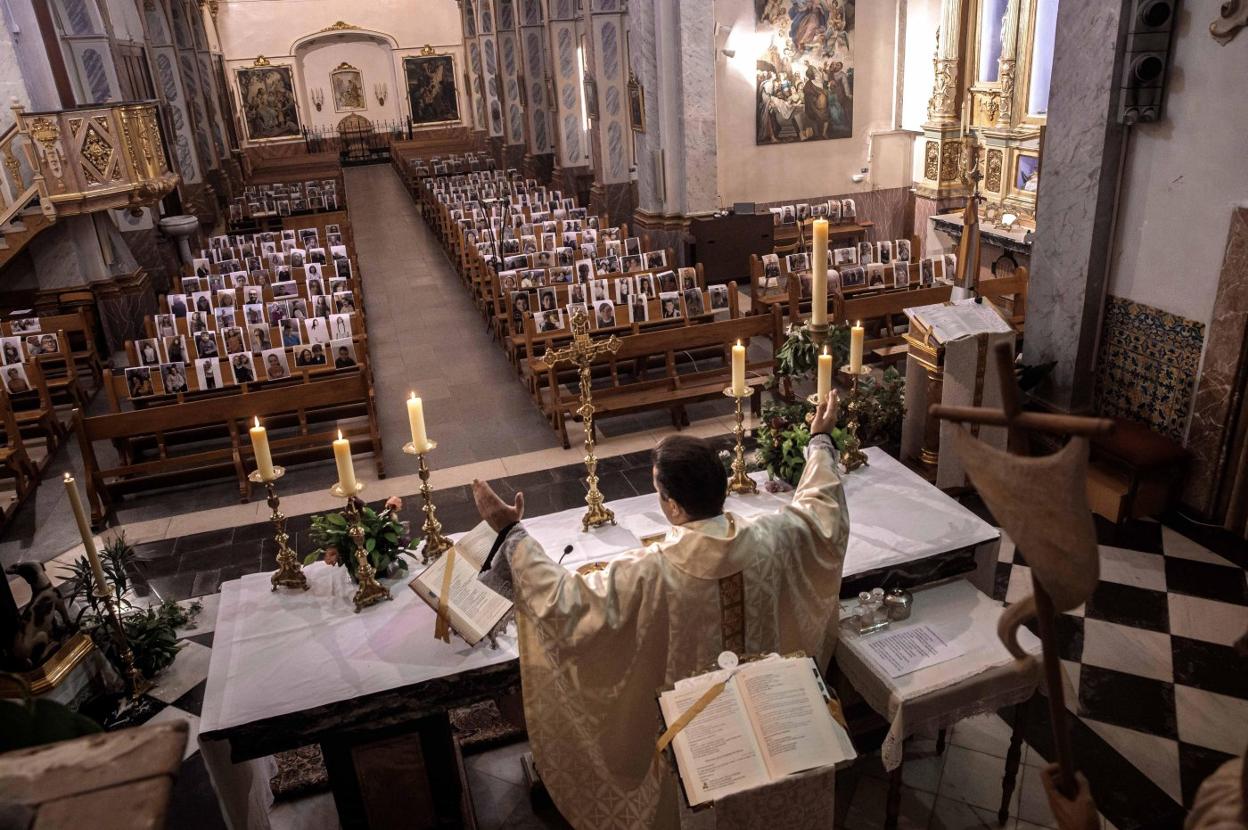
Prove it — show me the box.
[628,73,645,132]
[331,63,367,112]
[404,54,461,126]
[235,63,301,142]
[583,74,599,121]
[755,0,855,144]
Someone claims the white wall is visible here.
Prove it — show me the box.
[1110,9,1248,327]
[297,37,401,129]
[902,0,940,175]
[713,0,902,205]
[216,0,467,141]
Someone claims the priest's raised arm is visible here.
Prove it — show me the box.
[472,392,849,830]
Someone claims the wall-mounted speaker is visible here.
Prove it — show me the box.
[1117,0,1180,124]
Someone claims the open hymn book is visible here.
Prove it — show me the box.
[408,522,512,646]
[658,656,856,807]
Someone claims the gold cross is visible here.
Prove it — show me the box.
[542,308,621,530]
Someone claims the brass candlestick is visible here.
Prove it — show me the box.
[252,467,308,592]
[723,387,757,494]
[542,309,621,531]
[403,441,452,564]
[807,321,832,350]
[95,584,152,699]
[331,481,392,612]
[840,364,871,472]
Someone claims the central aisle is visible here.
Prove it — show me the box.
[344,165,559,473]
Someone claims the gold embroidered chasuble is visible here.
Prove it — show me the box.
[503,438,849,829]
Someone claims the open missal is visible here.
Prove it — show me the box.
[658,656,856,807]
[408,522,512,646]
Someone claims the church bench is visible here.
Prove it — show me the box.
[2,310,104,391]
[538,307,782,448]
[4,360,68,453]
[0,391,40,525]
[75,368,384,528]
[840,283,955,366]
[976,267,1028,333]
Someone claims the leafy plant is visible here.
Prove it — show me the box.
[769,323,851,393]
[306,503,409,582]
[844,366,906,449]
[62,533,198,681]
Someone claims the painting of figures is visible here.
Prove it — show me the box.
[755,0,855,145]
[236,65,301,141]
[404,55,461,126]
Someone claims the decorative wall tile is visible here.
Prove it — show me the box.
[1095,296,1205,441]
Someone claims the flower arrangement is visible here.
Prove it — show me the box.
[305,496,410,582]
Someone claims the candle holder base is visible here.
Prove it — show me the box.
[333,483,393,612]
[723,387,757,495]
[95,586,152,699]
[251,468,309,593]
[581,496,616,531]
[807,321,832,350]
[404,441,453,565]
[839,364,872,382]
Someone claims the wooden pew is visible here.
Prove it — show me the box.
[539,305,783,448]
[76,369,383,528]
[977,267,1028,332]
[842,283,955,365]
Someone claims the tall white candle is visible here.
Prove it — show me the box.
[407,393,431,452]
[250,417,275,481]
[64,473,107,594]
[333,430,357,494]
[817,346,832,402]
[731,340,746,396]
[811,218,829,325]
[849,320,865,375]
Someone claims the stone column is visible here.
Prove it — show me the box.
[584,3,633,227]
[629,0,717,262]
[995,0,1022,127]
[473,0,507,167]
[518,0,555,181]
[546,0,590,202]
[461,0,488,141]
[1023,1,1132,411]
[494,0,527,170]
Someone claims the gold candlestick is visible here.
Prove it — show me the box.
[403,441,452,564]
[807,321,832,350]
[95,584,152,699]
[542,309,621,531]
[252,467,308,592]
[331,481,392,612]
[723,387,757,494]
[839,365,870,472]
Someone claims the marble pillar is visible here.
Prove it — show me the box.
[495,4,527,167]
[547,9,588,170]
[1023,1,1131,412]
[628,0,716,253]
[1185,207,1248,519]
[518,0,555,161]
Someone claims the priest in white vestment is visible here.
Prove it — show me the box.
[472,393,849,829]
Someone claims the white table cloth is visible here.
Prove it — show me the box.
[835,579,1043,770]
[199,446,998,828]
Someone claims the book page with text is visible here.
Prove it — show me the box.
[410,545,512,645]
[737,658,855,780]
[659,673,769,807]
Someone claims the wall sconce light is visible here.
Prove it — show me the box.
[374,83,387,106]
[311,88,324,111]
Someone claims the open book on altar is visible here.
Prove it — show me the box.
[658,656,856,807]
[408,522,512,646]
[904,297,1013,345]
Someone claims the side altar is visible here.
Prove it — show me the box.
[198,448,998,829]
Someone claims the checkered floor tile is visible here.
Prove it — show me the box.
[992,516,1248,826]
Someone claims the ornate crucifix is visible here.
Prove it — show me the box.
[543,308,622,531]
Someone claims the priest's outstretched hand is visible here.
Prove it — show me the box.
[810,389,840,437]
[472,479,525,531]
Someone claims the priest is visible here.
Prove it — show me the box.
[472,391,849,829]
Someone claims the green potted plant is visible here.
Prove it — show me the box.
[63,533,200,682]
[305,497,410,582]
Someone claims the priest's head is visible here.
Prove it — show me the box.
[653,436,727,525]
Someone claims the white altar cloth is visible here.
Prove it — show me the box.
[199,446,998,828]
